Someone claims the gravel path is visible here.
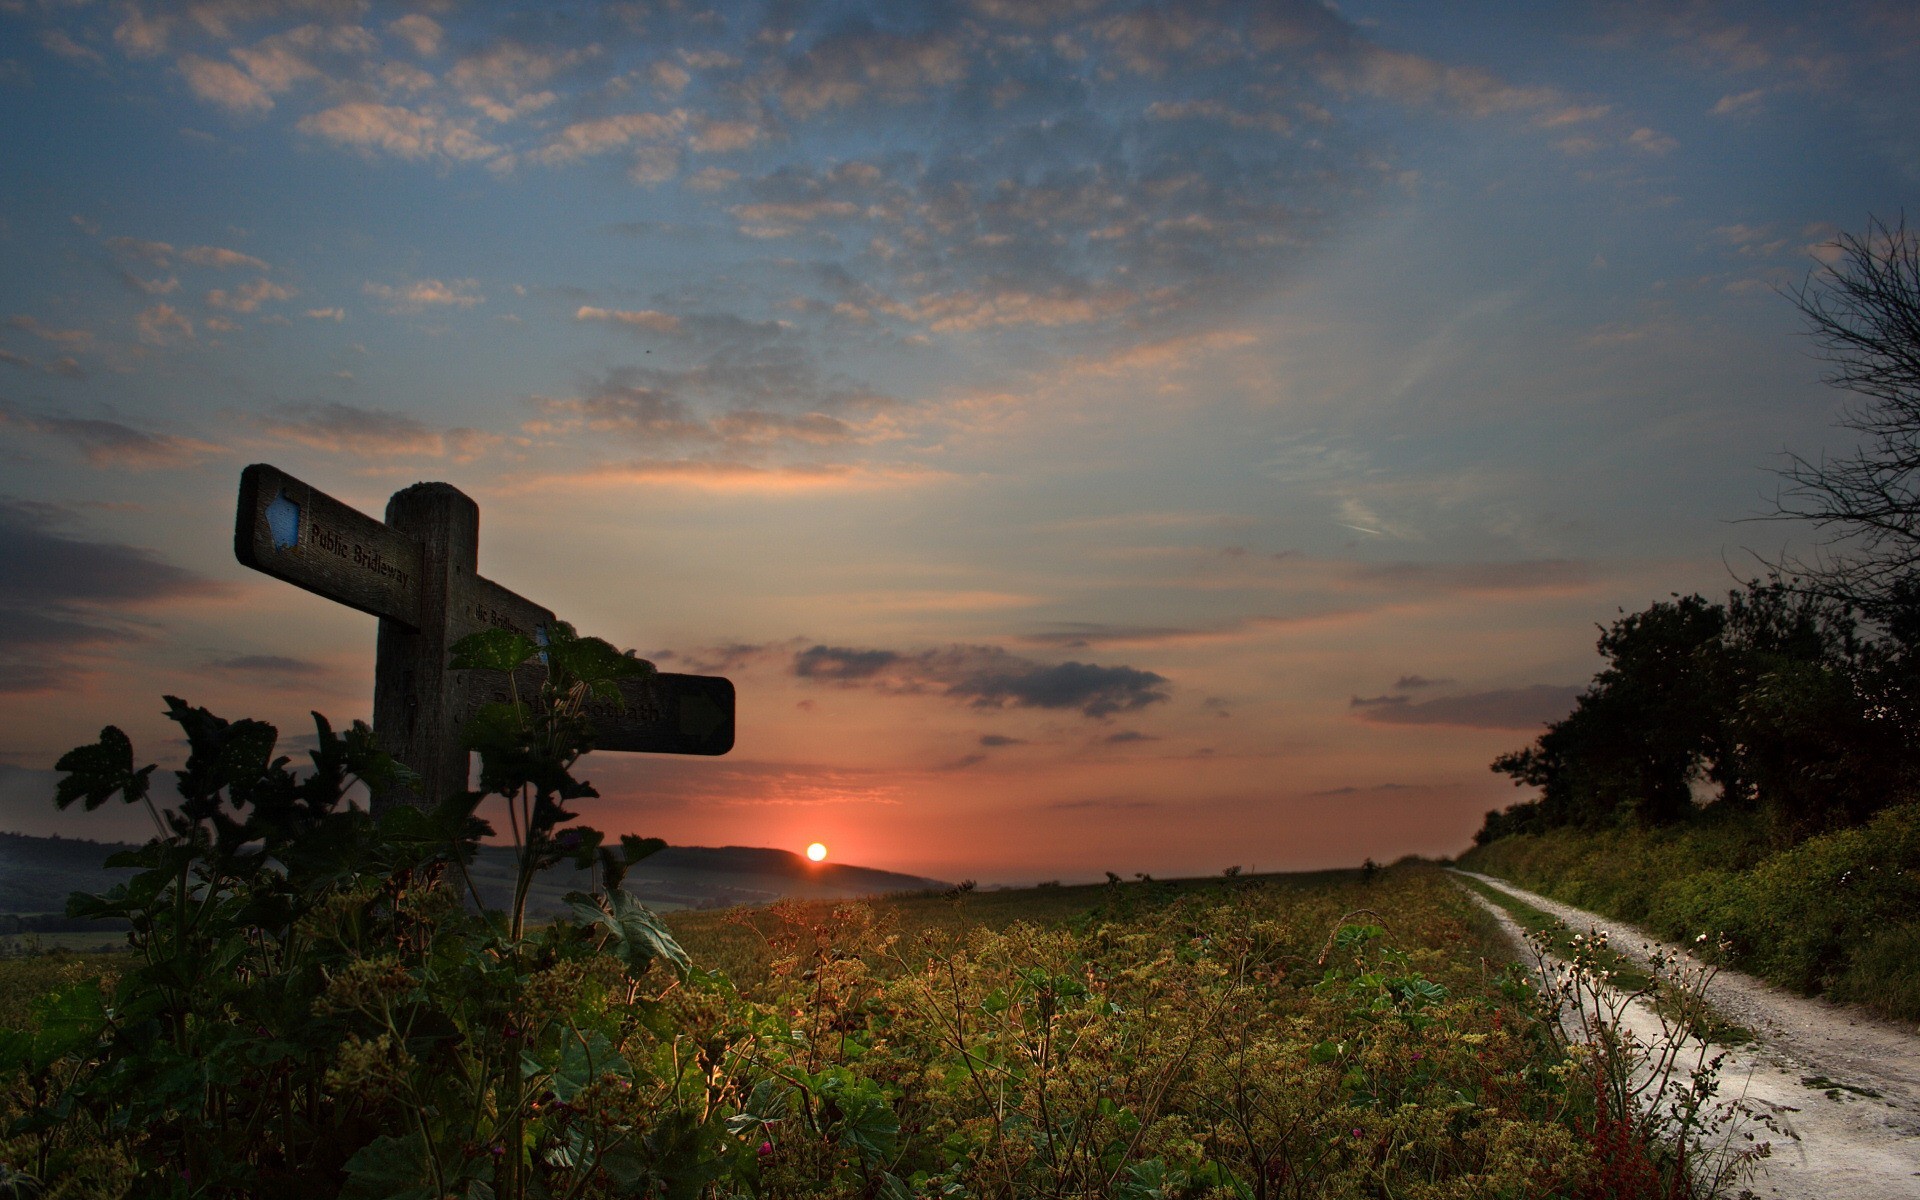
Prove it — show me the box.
[1453,869,1920,1200]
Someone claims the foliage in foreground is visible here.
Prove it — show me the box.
[0,637,1761,1196]
[1460,803,1920,1022]
[3,836,1776,1199]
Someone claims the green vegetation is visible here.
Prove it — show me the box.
[1465,219,1920,1027]
[1449,875,1751,1047]
[0,623,1777,1196]
[1477,581,1918,845]
[5,847,1774,1199]
[1461,804,1920,1022]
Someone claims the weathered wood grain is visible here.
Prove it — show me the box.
[373,483,479,811]
[234,464,736,815]
[234,463,423,628]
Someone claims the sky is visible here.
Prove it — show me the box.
[1,0,1916,883]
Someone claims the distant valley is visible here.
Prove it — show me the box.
[0,830,950,934]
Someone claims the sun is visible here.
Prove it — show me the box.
[806,842,828,863]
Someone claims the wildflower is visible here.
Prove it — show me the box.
[759,1141,774,1156]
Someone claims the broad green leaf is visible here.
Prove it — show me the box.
[566,888,690,977]
[341,1131,439,1200]
[450,627,539,674]
[53,727,154,811]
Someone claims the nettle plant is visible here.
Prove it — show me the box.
[2,623,718,1199]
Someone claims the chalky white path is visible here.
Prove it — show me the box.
[1454,870,1920,1200]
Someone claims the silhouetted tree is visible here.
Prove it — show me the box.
[1482,579,1920,845]
[1491,594,1730,830]
[1774,214,1920,620]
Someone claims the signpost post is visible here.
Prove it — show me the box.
[234,463,733,812]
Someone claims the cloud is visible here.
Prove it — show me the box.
[253,402,497,461]
[793,643,1170,718]
[690,118,763,153]
[535,111,686,166]
[1327,45,1561,117]
[105,238,266,271]
[0,498,223,691]
[114,7,172,59]
[299,103,501,162]
[574,306,682,334]
[388,14,442,58]
[1711,88,1766,116]
[0,409,222,469]
[1351,685,1581,731]
[7,315,93,349]
[765,23,969,118]
[180,245,269,270]
[1628,127,1679,155]
[448,40,586,122]
[135,303,193,345]
[206,654,331,680]
[363,278,484,312]
[516,459,936,494]
[41,29,105,67]
[179,54,274,114]
[979,734,1026,747]
[1341,559,1597,596]
[206,277,294,313]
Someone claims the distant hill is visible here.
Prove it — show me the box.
[0,830,948,929]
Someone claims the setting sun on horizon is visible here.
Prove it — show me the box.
[806,843,828,864]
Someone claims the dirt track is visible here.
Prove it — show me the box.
[1454,870,1920,1200]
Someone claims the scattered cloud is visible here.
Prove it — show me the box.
[0,498,223,691]
[388,15,443,58]
[7,315,93,349]
[1351,685,1581,730]
[299,103,501,163]
[252,402,497,461]
[793,643,1170,718]
[363,278,484,312]
[0,409,222,469]
[41,29,104,67]
[206,654,331,680]
[206,277,294,313]
[179,54,274,114]
[574,306,682,334]
[135,303,193,345]
[1628,127,1679,155]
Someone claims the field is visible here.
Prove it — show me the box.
[0,861,1748,1199]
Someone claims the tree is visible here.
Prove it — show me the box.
[1489,594,1731,831]
[1775,214,1920,617]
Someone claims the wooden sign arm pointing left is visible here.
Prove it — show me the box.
[236,463,734,815]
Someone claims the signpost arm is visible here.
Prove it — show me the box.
[373,483,479,813]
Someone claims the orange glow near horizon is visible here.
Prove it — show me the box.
[806,842,828,863]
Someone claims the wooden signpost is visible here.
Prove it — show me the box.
[234,463,733,812]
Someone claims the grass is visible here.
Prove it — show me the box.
[1460,802,1920,1023]
[1451,872,1754,1046]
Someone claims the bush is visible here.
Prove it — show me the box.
[1463,804,1920,1021]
